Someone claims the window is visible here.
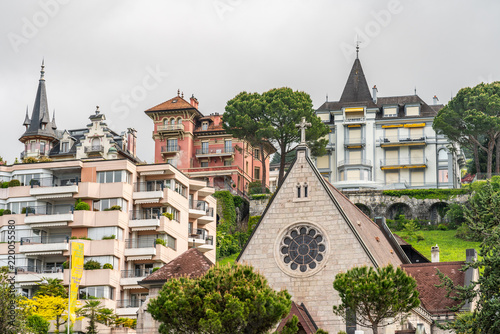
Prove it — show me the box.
[177,118,182,125]
[93,198,128,212]
[297,183,301,198]
[61,142,69,152]
[173,181,187,197]
[409,127,424,140]
[254,167,261,180]
[316,155,329,169]
[384,106,397,117]
[85,256,119,268]
[13,173,41,186]
[166,234,176,250]
[167,139,178,151]
[346,169,360,181]
[202,122,208,130]
[348,150,362,164]
[163,119,168,126]
[201,142,209,154]
[170,118,175,125]
[245,162,249,174]
[410,148,424,164]
[348,128,362,144]
[40,142,46,154]
[411,170,425,186]
[385,171,400,184]
[439,169,449,183]
[88,227,123,240]
[79,286,114,300]
[166,206,180,222]
[97,170,128,183]
[9,201,36,214]
[225,140,232,152]
[201,161,209,168]
[303,183,308,197]
[254,148,260,159]
[91,138,100,148]
[167,158,177,167]
[385,149,399,165]
[406,105,420,116]
[384,128,398,142]
[224,159,232,166]
[188,222,193,235]
[438,149,448,161]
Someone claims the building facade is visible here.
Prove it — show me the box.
[315,56,465,190]
[145,92,275,196]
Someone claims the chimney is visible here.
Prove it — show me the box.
[190,94,199,109]
[433,95,439,105]
[431,245,440,263]
[463,248,478,310]
[372,85,378,104]
[127,128,137,157]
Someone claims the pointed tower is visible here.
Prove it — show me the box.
[339,57,372,103]
[19,61,59,159]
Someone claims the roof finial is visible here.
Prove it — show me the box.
[40,58,45,80]
[356,38,360,59]
[326,93,328,102]
[177,89,180,96]
[414,87,417,95]
[296,117,312,145]
[95,106,100,115]
[181,91,184,99]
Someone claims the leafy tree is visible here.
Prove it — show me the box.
[402,220,420,242]
[332,264,420,334]
[433,82,500,178]
[79,300,105,334]
[437,180,500,333]
[147,262,292,334]
[278,315,299,334]
[21,295,68,333]
[35,278,67,298]
[27,314,50,334]
[224,88,329,187]
[0,270,29,333]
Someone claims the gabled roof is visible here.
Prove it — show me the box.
[276,302,318,334]
[339,58,373,103]
[145,95,202,116]
[140,248,213,284]
[402,262,465,315]
[237,147,408,267]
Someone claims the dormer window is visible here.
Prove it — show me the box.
[202,122,208,130]
[405,105,420,116]
[383,106,397,117]
[61,142,69,153]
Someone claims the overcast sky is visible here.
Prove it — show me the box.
[1,0,499,164]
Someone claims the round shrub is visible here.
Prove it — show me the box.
[437,224,448,231]
[83,260,101,270]
[1,182,9,188]
[8,179,21,187]
[155,238,166,246]
[103,263,113,269]
[152,267,160,273]
[74,199,90,211]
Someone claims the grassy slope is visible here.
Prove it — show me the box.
[395,230,481,262]
[217,253,239,265]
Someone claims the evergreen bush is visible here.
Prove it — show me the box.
[102,263,113,269]
[8,179,21,187]
[83,260,101,270]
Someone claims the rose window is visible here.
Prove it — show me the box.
[280,226,326,272]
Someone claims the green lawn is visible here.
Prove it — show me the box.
[395,230,481,262]
[217,253,239,265]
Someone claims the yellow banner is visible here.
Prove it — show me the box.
[69,242,84,323]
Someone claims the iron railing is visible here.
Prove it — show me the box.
[14,266,64,274]
[84,145,104,153]
[25,204,74,216]
[343,117,365,123]
[380,136,426,144]
[161,145,181,153]
[116,299,146,308]
[195,147,234,155]
[337,159,371,167]
[205,235,214,245]
[157,124,184,132]
[134,181,165,192]
[124,237,157,249]
[380,158,428,166]
[30,177,79,188]
[129,210,162,220]
[189,200,208,211]
[20,235,70,245]
[121,268,154,278]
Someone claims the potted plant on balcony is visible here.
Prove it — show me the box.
[74,199,90,211]
[155,238,166,247]
[83,260,101,270]
[104,205,121,211]
[103,263,113,270]
[162,212,174,220]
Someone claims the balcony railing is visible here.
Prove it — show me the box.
[30,177,79,188]
[124,237,157,249]
[157,124,184,132]
[116,299,146,308]
[134,181,165,192]
[25,204,74,216]
[205,207,214,217]
[380,158,428,167]
[344,138,366,146]
[129,210,162,220]
[205,235,214,246]
[195,147,234,155]
[190,228,208,240]
[189,200,208,211]
[161,145,181,153]
[343,117,365,123]
[121,268,154,278]
[15,266,64,275]
[20,235,70,245]
[337,159,371,167]
[380,136,426,145]
[84,145,104,153]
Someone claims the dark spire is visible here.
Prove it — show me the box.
[23,106,31,127]
[51,110,57,129]
[339,58,372,103]
[20,61,58,142]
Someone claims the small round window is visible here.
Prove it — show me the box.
[280,226,326,273]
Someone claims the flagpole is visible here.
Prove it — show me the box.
[67,239,72,334]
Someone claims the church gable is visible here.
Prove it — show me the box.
[238,145,405,332]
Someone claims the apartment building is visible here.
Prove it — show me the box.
[315,55,465,190]
[0,158,216,322]
[145,91,275,195]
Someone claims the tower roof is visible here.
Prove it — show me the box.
[20,61,58,142]
[339,58,372,103]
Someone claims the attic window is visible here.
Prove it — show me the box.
[384,106,397,117]
[172,99,177,103]
[202,122,208,131]
[61,142,69,153]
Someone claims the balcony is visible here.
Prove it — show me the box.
[380,135,427,148]
[84,145,104,153]
[19,235,70,256]
[124,237,157,260]
[188,229,209,247]
[198,207,215,225]
[157,124,184,134]
[120,268,154,286]
[195,147,234,158]
[24,204,74,228]
[29,177,79,199]
[337,159,372,168]
[129,210,161,231]
[161,145,181,155]
[344,137,365,147]
[197,235,214,253]
[132,182,164,204]
[380,158,428,170]
[189,200,208,218]
[15,266,65,285]
[116,299,146,317]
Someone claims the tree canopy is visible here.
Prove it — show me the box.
[224,87,329,186]
[332,264,420,334]
[147,262,292,334]
[433,82,500,178]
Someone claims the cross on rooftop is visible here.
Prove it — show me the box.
[296,117,311,145]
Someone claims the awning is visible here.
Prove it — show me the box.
[123,285,144,290]
[25,251,63,256]
[345,107,364,112]
[134,199,160,204]
[126,256,153,261]
[19,282,37,286]
[35,193,73,199]
[29,222,68,228]
[140,171,165,175]
[404,123,426,128]
[131,227,158,232]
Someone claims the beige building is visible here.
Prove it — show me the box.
[0,157,216,328]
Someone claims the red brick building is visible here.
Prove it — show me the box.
[145,92,274,195]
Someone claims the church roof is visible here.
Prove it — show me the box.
[20,62,58,141]
[339,58,373,104]
[139,248,213,284]
[402,261,466,315]
[237,147,408,268]
[276,302,318,334]
[145,94,202,115]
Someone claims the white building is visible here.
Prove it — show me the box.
[315,55,465,190]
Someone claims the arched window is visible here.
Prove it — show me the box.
[438,149,448,161]
[303,182,308,198]
[170,118,175,125]
[163,119,168,126]
[296,183,301,198]
[177,118,182,125]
